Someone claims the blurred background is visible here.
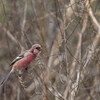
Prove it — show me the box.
[0,0,100,100]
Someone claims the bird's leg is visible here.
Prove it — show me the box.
[25,67,28,71]
[18,74,22,77]
[25,66,30,71]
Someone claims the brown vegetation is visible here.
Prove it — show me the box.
[0,0,100,100]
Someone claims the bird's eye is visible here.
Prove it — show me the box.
[36,47,41,51]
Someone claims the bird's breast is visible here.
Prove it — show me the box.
[13,54,35,69]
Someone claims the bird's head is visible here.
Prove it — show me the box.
[30,44,41,55]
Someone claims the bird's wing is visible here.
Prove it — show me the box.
[10,50,27,66]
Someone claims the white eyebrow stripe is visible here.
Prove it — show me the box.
[16,56,23,59]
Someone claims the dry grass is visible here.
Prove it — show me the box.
[0,0,100,100]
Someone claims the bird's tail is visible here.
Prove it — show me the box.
[0,68,14,86]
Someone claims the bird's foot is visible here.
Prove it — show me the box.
[25,67,28,71]
[18,74,22,77]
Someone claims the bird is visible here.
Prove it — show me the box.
[0,44,41,86]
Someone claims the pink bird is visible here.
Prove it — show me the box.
[0,44,41,86]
